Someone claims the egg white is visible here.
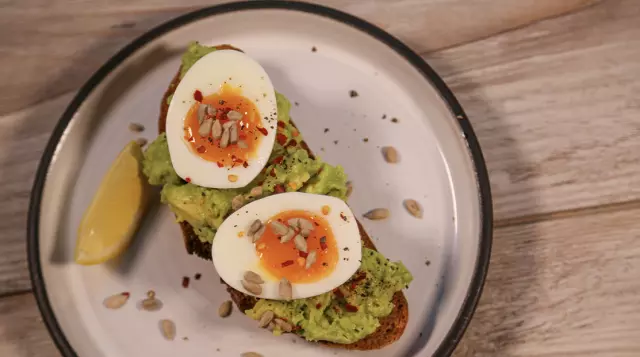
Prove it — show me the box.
[211,192,362,300]
[166,50,278,189]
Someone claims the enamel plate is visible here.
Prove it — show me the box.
[28,2,492,357]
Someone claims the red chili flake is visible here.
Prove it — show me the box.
[196,146,206,153]
[345,304,358,312]
[194,273,202,280]
[216,162,224,168]
[182,276,190,288]
[273,156,284,165]
[193,90,203,102]
[185,177,191,183]
[315,303,322,309]
[275,184,285,193]
[320,236,328,250]
[257,127,268,136]
[239,132,247,140]
[352,272,367,283]
[269,168,276,177]
[334,306,340,312]
[277,121,286,128]
[243,161,249,168]
[286,139,297,148]
[333,288,344,298]
[276,133,288,146]
[281,260,294,267]
[340,212,348,222]
[350,282,357,290]
[299,251,309,258]
[121,292,130,297]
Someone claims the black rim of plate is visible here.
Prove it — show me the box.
[27,1,493,356]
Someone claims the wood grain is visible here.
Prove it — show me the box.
[0,0,596,115]
[0,293,57,357]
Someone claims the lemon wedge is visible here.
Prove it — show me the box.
[75,141,150,265]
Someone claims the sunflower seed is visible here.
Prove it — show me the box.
[258,310,274,328]
[197,104,208,125]
[229,125,238,144]
[218,300,232,318]
[128,123,145,132]
[232,195,245,210]
[198,118,213,137]
[381,146,399,163]
[279,278,292,300]
[287,218,300,229]
[223,121,236,130]
[294,235,307,252]
[248,219,263,235]
[212,119,222,139]
[250,186,263,197]
[298,218,314,231]
[274,318,293,332]
[243,271,264,284]
[346,181,353,198]
[280,229,295,243]
[252,225,266,243]
[205,105,217,117]
[135,138,148,147]
[403,199,423,218]
[159,319,176,341]
[241,352,263,357]
[242,280,262,295]
[270,220,289,236]
[220,127,230,148]
[305,250,317,269]
[300,228,311,238]
[103,293,130,309]
[140,297,163,311]
[237,140,248,149]
[227,110,243,121]
[363,208,390,220]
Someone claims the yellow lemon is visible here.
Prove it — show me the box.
[75,141,150,265]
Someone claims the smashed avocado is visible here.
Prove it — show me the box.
[246,248,413,344]
[142,42,349,243]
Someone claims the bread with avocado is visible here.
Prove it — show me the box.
[146,42,411,350]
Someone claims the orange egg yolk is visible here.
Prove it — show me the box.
[183,84,269,168]
[256,210,338,284]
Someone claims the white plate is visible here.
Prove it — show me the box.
[28,2,492,357]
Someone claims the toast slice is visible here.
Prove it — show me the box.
[157,46,409,350]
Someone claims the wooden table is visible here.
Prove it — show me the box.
[2,0,639,356]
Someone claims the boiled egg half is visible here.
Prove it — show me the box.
[212,192,362,300]
[166,49,278,188]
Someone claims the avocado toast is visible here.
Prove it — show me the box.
[143,43,411,350]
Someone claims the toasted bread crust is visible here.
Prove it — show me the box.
[158,47,408,349]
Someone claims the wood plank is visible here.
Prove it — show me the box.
[426,0,640,220]
[0,0,596,114]
[453,207,640,356]
[3,207,640,356]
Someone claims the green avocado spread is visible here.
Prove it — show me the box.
[142,42,412,344]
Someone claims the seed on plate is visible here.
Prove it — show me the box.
[197,104,207,124]
[270,220,289,235]
[135,138,148,147]
[218,300,232,318]
[381,146,399,163]
[237,140,248,149]
[220,127,230,148]
[252,225,266,243]
[241,352,263,357]
[103,292,130,309]
[232,195,245,210]
[248,219,263,235]
[243,270,264,284]
[287,218,301,229]
[128,123,145,133]
[159,319,176,341]
[321,205,331,215]
[227,110,243,121]
[242,280,263,295]
[305,250,317,270]
[346,181,353,198]
[294,235,307,252]
[403,199,423,218]
[212,119,222,139]
[228,174,238,182]
[199,118,214,137]
[363,208,390,220]
[280,229,295,243]
[279,278,292,300]
[249,186,263,197]
[140,296,163,311]
[274,318,293,332]
[258,310,274,328]
[229,125,238,144]
[298,218,314,231]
